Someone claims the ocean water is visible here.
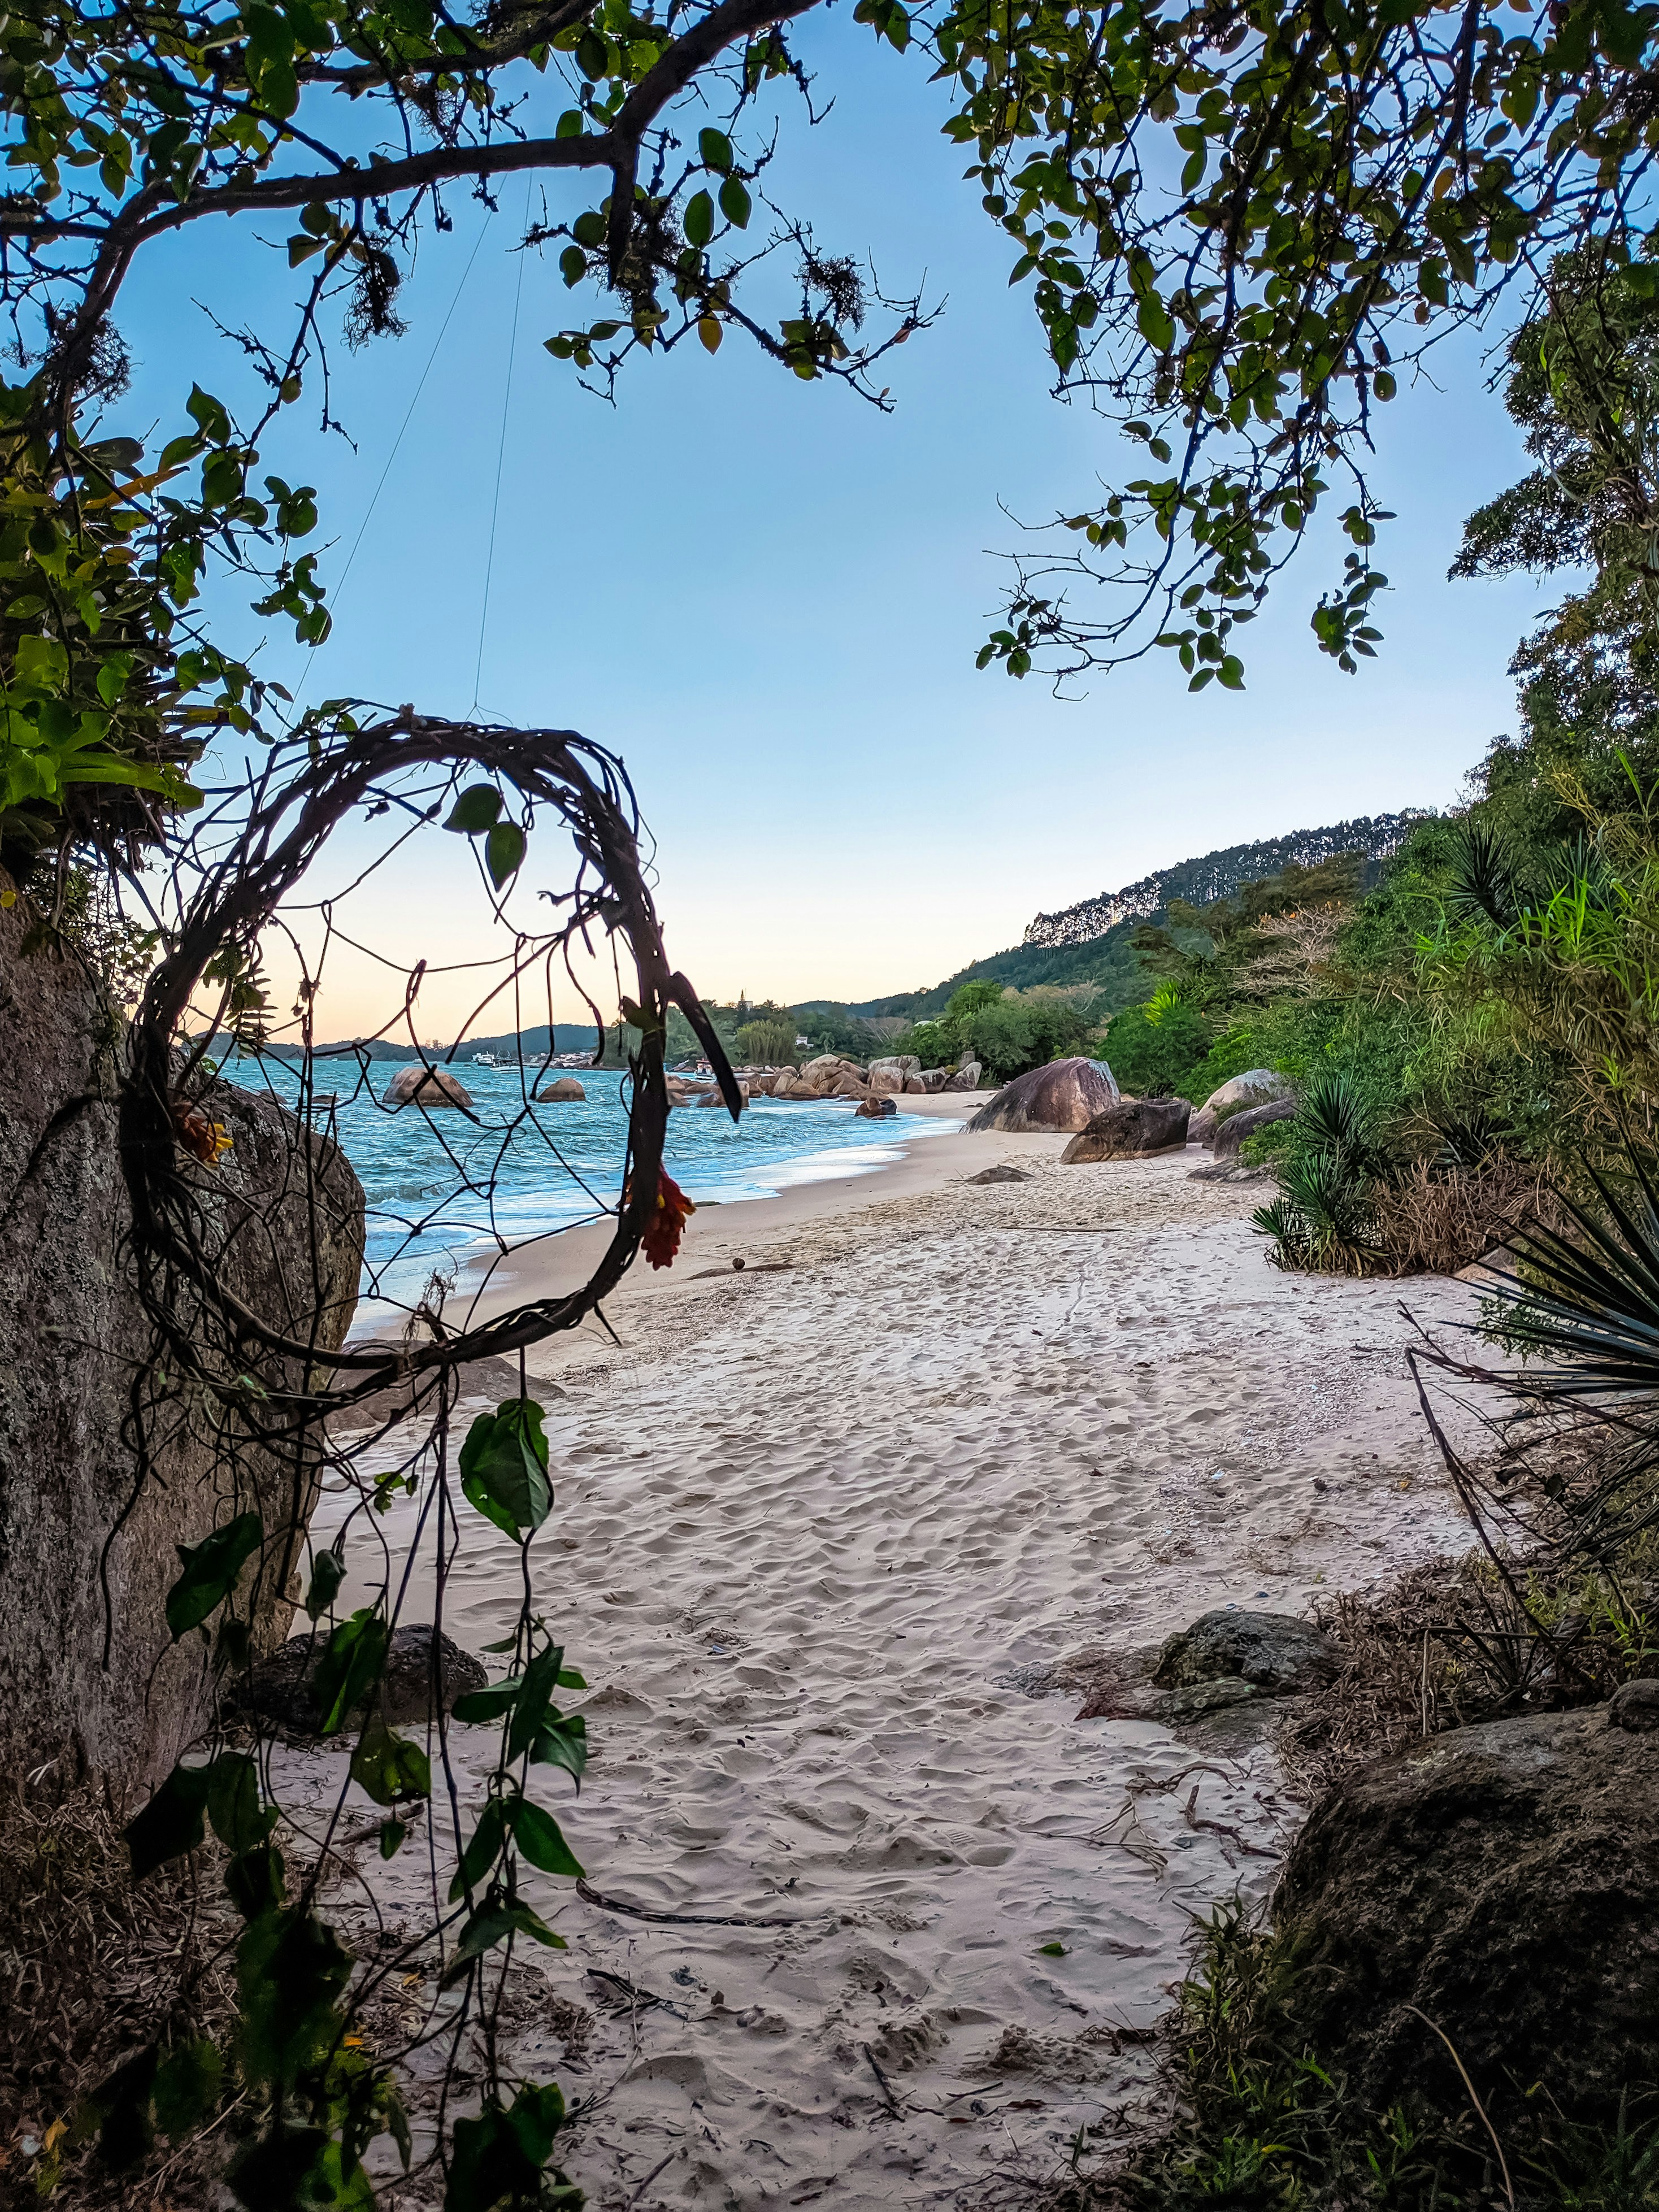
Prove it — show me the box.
[237,1057,962,1329]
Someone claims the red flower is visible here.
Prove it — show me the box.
[635,1168,696,1270]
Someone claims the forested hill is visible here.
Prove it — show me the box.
[1024,814,1426,949]
[809,811,1430,1024]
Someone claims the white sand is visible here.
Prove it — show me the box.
[284,1124,1493,2210]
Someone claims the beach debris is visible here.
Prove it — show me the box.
[966,1164,1030,1185]
[967,1057,1119,1133]
[586,1967,680,2018]
[231,1623,485,1735]
[1061,1096,1191,1163]
[575,1877,804,1928]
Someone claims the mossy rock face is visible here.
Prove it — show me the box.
[1274,1705,1659,2126]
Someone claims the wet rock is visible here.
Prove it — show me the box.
[1155,1609,1339,1694]
[536,1075,585,1102]
[966,1165,1030,1186]
[1061,1096,1191,1163]
[385,1063,475,1109]
[1211,1097,1296,1161]
[967,1058,1120,1133]
[855,1094,897,1118]
[235,1623,487,1735]
[1273,1703,1659,2125]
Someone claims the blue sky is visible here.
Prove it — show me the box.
[115,19,1555,1036]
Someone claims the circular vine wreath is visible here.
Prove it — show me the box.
[123,711,740,1410]
[97,714,741,2211]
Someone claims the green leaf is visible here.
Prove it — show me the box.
[444,783,502,834]
[448,1797,507,1902]
[379,1818,408,1859]
[459,1400,553,1536]
[310,1608,389,1735]
[559,245,586,287]
[699,127,733,172]
[510,1796,584,1878]
[485,820,526,888]
[126,1762,211,1880]
[442,1899,566,1988]
[166,1513,262,1638]
[151,2039,222,2139]
[719,176,752,229]
[225,1842,286,1920]
[1038,1941,1067,1956]
[303,1546,345,1620]
[684,189,714,248]
[445,2085,568,2210]
[506,1645,563,1763]
[350,1714,432,1806]
[452,1679,523,1726]
[530,1715,589,1786]
[208,1753,276,1854]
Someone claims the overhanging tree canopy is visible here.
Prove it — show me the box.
[3,0,1657,848]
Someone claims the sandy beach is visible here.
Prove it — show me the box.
[288,1112,1493,2210]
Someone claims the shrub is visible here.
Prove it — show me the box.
[963,993,1093,1080]
[735,1019,796,1066]
[1178,1024,1262,1104]
[1102,998,1211,1095]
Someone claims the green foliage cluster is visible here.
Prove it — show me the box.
[1099,1902,1659,2210]
[110,1396,590,2209]
[1101,995,1211,1096]
[733,1017,798,1065]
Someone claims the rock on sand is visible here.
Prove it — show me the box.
[967,1056,1119,1133]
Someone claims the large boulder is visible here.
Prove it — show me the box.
[867,1066,907,1097]
[1272,1704,1659,2126]
[536,1075,585,1102]
[918,1068,948,1093]
[1060,1096,1190,1163]
[385,1062,475,1109]
[830,1071,870,1101]
[855,1094,897,1119]
[0,902,364,1804]
[967,1057,1120,1133]
[1191,1068,1293,1145]
[234,1623,487,1736]
[1212,1096,1295,1160]
[800,1053,863,1092]
[943,1061,983,1093]
[868,1054,921,1082]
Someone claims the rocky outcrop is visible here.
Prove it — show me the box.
[1272,1704,1659,2126]
[536,1076,585,1102]
[385,1062,475,1109]
[1061,1096,1190,1162]
[1190,1069,1292,1146]
[1212,1097,1295,1159]
[967,1058,1119,1133]
[867,1066,907,1096]
[856,1094,897,1118]
[943,1061,983,1092]
[0,903,365,1805]
[234,1623,485,1735]
[868,1055,920,1083]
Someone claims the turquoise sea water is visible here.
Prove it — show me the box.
[240,1057,962,1329]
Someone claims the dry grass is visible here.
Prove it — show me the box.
[0,1781,234,2210]
[1373,1155,1554,1277]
